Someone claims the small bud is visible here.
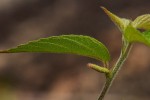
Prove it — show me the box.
[87,63,110,74]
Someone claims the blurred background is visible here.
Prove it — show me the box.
[0,0,150,100]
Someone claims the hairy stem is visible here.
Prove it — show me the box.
[98,43,132,100]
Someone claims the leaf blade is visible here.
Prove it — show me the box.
[124,25,150,46]
[142,30,150,45]
[0,35,110,62]
[132,14,150,30]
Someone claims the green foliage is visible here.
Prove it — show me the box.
[1,6,150,100]
[102,7,150,47]
[0,35,110,62]
[132,14,150,30]
[124,25,150,46]
[143,30,150,43]
[101,7,131,32]
[99,7,150,100]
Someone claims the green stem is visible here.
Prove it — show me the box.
[98,43,132,100]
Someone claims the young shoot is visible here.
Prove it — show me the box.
[0,7,150,100]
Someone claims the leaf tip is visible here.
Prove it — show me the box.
[100,6,105,10]
[100,6,109,14]
[87,63,93,68]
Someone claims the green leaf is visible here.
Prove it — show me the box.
[132,14,150,30]
[124,25,150,46]
[101,7,131,32]
[142,30,150,45]
[0,35,110,62]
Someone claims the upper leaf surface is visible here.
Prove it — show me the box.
[142,30,150,45]
[132,14,150,30]
[124,25,150,46]
[101,7,131,32]
[0,35,110,62]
